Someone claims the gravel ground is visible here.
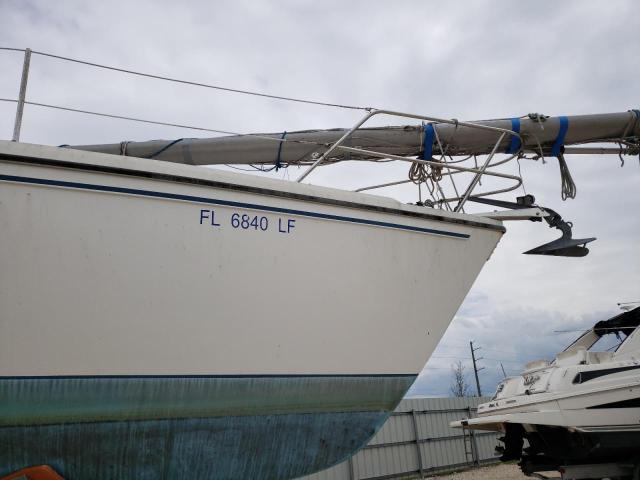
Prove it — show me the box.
[431,463,560,479]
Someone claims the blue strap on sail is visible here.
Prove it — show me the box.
[550,116,569,157]
[421,123,435,160]
[505,118,521,154]
[275,131,287,170]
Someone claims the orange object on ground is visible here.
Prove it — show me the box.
[0,466,65,480]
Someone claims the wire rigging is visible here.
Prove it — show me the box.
[0,98,331,151]
[0,47,371,111]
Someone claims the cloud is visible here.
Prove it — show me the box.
[408,294,618,397]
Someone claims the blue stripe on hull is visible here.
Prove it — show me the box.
[0,174,470,238]
[0,375,416,479]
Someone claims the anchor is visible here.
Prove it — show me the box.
[523,207,596,257]
[468,195,596,257]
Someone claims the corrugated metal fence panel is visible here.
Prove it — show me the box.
[303,458,351,480]
[421,436,467,471]
[367,411,414,445]
[353,443,419,479]
[300,396,500,480]
[474,431,501,464]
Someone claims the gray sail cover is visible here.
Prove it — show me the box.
[69,111,640,166]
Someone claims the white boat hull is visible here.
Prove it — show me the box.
[0,141,503,478]
[453,308,640,477]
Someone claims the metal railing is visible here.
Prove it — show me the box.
[295,108,523,212]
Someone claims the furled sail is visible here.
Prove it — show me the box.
[68,111,640,165]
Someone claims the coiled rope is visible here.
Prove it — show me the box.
[557,153,577,200]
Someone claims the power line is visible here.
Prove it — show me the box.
[431,354,522,364]
[0,47,25,53]
[436,345,521,356]
[482,357,522,364]
[431,355,472,359]
[0,47,371,111]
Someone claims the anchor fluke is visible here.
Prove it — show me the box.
[524,208,596,257]
[467,196,596,257]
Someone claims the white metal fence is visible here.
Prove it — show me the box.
[301,397,500,480]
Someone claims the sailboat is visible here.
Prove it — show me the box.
[1,106,638,479]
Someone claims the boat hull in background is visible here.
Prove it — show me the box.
[0,141,503,479]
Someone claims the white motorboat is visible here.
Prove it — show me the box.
[2,49,640,479]
[453,306,640,477]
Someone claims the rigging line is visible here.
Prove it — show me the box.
[516,156,527,195]
[224,164,277,173]
[431,125,457,212]
[0,47,26,53]
[4,47,371,111]
[17,100,330,149]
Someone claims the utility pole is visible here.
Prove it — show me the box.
[469,341,484,397]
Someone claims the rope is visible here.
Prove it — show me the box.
[409,160,428,184]
[625,109,640,166]
[409,123,448,208]
[409,123,433,195]
[551,116,576,200]
[275,131,286,170]
[0,47,370,111]
[148,138,184,158]
[410,123,443,185]
[516,157,527,195]
[429,125,445,182]
[557,153,576,200]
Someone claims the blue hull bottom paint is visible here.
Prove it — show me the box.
[0,375,416,479]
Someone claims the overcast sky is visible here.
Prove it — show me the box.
[1,0,638,396]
